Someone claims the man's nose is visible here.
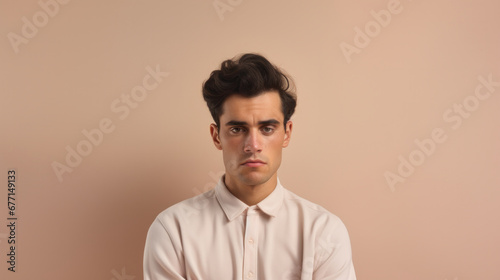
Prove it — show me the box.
[244,130,262,153]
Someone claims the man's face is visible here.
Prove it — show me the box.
[210,91,292,187]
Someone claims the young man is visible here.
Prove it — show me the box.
[143,53,356,279]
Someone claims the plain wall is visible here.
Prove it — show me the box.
[1,0,499,279]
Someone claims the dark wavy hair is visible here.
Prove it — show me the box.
[202,53,297,130]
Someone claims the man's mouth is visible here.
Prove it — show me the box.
[241,159,266,167]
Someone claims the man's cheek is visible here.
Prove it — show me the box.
[224,156,240,170]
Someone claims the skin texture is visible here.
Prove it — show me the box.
[210,91,293,206]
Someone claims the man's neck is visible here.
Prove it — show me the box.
[224,174,277,206]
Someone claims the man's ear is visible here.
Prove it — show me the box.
[210,123,223,150]
[282,120,293,148]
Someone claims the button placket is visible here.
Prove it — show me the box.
[242,207,259,279]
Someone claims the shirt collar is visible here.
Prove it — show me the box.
[215,175,285,221]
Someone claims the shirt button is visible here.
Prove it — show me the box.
[248,271,254,278]
[248,238,254,244]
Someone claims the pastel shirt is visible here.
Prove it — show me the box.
[144,176,356,280]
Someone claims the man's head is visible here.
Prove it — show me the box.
[202,53,297,188]
[202,53,297,131]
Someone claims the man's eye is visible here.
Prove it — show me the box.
[230,127,244,133]
[262,127,275,134]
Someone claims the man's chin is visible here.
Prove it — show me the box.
[238,172,272,187]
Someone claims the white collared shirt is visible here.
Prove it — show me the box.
[144,176,356,280]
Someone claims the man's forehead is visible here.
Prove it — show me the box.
[220,91,283,120]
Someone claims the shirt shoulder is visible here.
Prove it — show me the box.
[282,187,345,228]
[154,188,217,228]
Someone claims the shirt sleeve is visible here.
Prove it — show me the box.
[313,217,357,280]
[143,217,186,280]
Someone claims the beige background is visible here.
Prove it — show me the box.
[1,0,499,279]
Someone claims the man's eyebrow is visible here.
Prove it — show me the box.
[258,119,281,126]
[225,119,281,126]
[225,120,247,126]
